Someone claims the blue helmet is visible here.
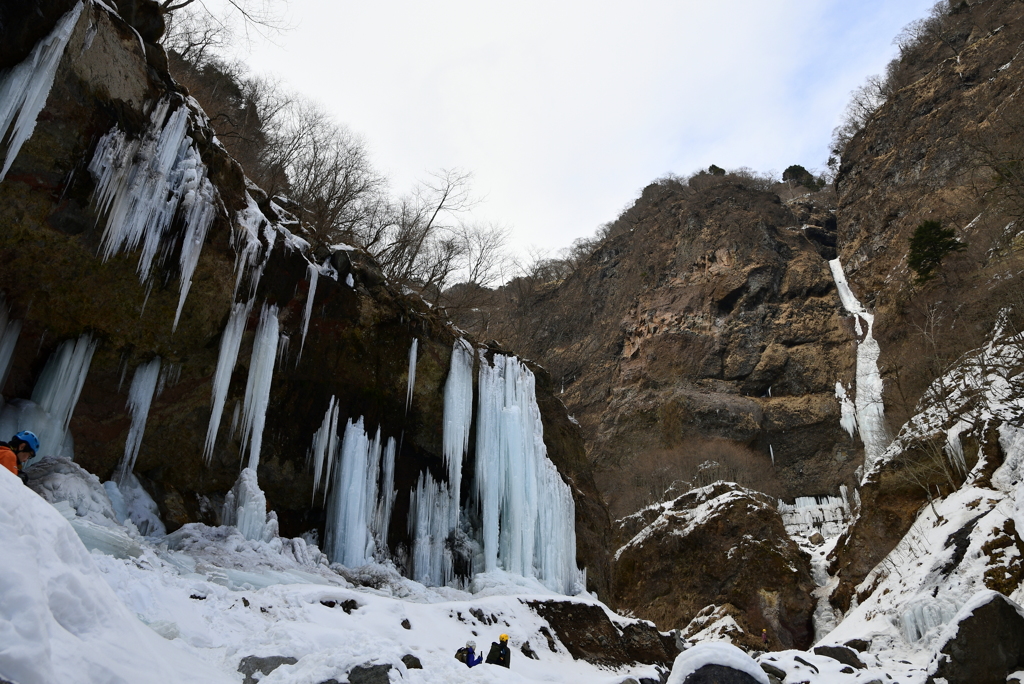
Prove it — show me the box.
[14,430,39,454]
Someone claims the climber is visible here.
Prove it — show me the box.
[485,633,511,668]
[0,430,39,483]
[454,640,483,667]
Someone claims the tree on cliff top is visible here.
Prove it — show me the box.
[908,220,966,284]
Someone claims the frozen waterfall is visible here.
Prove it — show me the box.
[475,352,580,594]
[0,2,84,182]
[29,334,98,460]
[298,262,319,361]
[408,470,454,587]
[829,259,888,475]
[204,301,250,464]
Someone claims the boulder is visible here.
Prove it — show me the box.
[612,482,815,650]
[237,655,297,684]
[666,643,769,684]
[812,644,865,669]
[928,590,1024,684]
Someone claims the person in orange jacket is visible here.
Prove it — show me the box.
[0,431,39,483]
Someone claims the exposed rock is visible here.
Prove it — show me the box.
[759,662,786,680]
[812,644,865,670]
[527,600,676,667]
[521,641,539,660]
[237,655,297,684]
[682,665,763,684]
[928,591,1024,684]
[612,482,815,650]
[400,654,421,669]
[346,663,392,684]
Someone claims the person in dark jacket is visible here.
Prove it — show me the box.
[485,633,511,668]
[0,430,39,483]
[454,640,482,667]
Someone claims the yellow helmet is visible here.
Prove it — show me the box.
[499,634,509,642]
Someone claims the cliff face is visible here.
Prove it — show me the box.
[0,1,609,595]
[487,178,857,518]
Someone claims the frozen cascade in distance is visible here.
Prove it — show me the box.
[835,381,858,438]
[298,262,319,361]
[406,338,418,412]
[324,417,384,567]
[475,352,581,594]
[31,334,98,460]
[239,303,279,470]
[0,295,22,392]
[89,98,220,332]
[0,2,84,181]
[777,494,851,538]
[203,301,249,464]
[222,467,278,542]
[829,259,888,474]
[116,357,161,483]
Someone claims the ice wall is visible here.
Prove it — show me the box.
[116,357,161,483]
[475,352,580,594]
[323,417,386,567]
[408,470,454,586]
[89,98,219,332]
[0,2,84,182]
[778,494,851,539]
[443,339,474,530]
[829,259,887,474]
[27,335,97,460]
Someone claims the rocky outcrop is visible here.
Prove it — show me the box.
[611,482,815,650]
[481,178,858,518]
[0,2,609,594]
[927,591,1024,684]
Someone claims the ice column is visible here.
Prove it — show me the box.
[203,301,250,463]
[408,471,453,586]
[474,352,580,594]
[239,304,279,470]
[116,357,161,483]
[308,396,340,502]
[31,334,98,459]
[324,418,383,567]
[829,259,887,473]
[0,296,22,392]
[443,339,475,529]
[0,2,84,181]
[371,437,397,553]
[89,98,220,331]
[406,338,418,412]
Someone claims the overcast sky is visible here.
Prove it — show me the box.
[209,0,937,259]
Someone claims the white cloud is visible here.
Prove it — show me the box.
[207,0,938,257]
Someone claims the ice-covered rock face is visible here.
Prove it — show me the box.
[0,0,606,596]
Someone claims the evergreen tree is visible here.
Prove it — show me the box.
[907,220,966,283]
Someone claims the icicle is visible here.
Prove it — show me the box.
[31,334,98,459]
[239,304,279,471]
[371,437,397,555]
[769,444,775,467]
[408,471,453,586]
[474,352,580,594]
[298,262,319,361]
[232,194,271,299]
[203,301,249,464]
[0,2,84,182]
[0,295,22,392]
[323,417,383,567]
[829,259,887,474]
[308,396,340,501]
[406,338,418,413]
[116,357,161,483]
[276,334,290,367]
[88,98,220,331]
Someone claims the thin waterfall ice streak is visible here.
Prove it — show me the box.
[203,301,249,464]
[829,259,887,474]
[117,357,161,483]
[239,304,279,471]
[406,338,418,413]
[474,352,580,594]
[371,437,397,556]
[324,418,383,567]
[298,262,319,360]
[836,381,858,438]
[443,339,474,532]
[31,334,98,459]
[0,2,84,181]
[0,296,22,392]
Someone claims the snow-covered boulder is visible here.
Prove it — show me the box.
[666,643,768,684]
[927,590,1024,684]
